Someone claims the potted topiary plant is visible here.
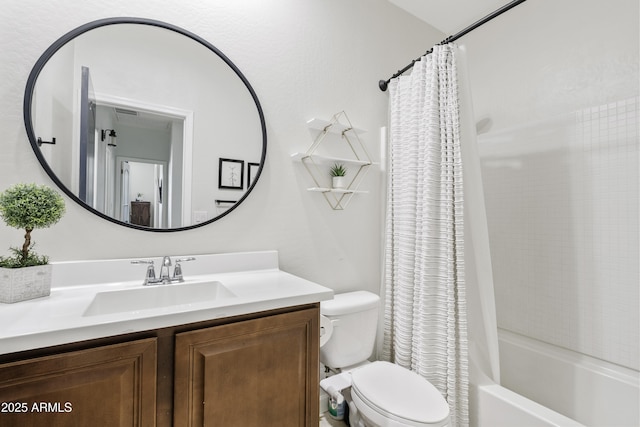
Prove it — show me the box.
[329,163,348,190]
[0,183,65,303]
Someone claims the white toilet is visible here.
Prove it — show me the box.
[320,291,450,427]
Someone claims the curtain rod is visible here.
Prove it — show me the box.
[378,0,528,91]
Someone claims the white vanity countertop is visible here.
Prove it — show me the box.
[0,251,334,355]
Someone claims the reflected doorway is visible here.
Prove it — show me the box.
[117,159,166,228]
[95,99,191,228]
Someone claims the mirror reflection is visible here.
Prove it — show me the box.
[26,19,266,231]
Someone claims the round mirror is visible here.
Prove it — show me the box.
[24,18,266,231]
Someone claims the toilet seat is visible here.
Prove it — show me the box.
[350,361,450,427]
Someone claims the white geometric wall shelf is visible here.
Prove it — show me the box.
[291,111,372,210]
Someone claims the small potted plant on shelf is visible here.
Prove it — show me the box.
[0,183,65,303]
[329,163,348,190]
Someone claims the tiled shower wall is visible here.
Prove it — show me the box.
[479,96,639,370]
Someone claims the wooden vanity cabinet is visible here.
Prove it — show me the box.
[0,304,320,427]
[174,306,319,426]
[0,338,158,427]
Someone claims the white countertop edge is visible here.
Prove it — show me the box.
[0,288,333,355]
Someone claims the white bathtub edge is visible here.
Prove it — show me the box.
[471,382,585,427]
[498,328,640,426]
[499,328,639,387]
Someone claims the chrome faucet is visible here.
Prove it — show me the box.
[159,256,173,283]
[132,256,196,286]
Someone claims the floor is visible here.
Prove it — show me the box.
[319,412,348,426]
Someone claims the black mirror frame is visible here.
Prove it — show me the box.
[23,17,267,232]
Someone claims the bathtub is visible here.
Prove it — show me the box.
[471,329,639,427]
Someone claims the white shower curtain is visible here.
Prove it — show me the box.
[381,44,499,427]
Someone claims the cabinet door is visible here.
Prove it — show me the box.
[0,338,157,427]
[174,307,319,427]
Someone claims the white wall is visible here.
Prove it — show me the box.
[0,0,442,296]
[33,42,75,187]
[463,0,639,370]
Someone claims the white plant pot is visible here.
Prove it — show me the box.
[332,176,347,189]
[0,264,52,303]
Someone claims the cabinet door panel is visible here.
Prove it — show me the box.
[0,338,157,427]
[174,307,319,427]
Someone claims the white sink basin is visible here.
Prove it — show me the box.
[83,281,236,316]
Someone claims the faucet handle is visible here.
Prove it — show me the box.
[131,260,156,285]
[173,257,196,282]
[131,259,155,268]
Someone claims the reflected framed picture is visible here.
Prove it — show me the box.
[218,158,244,190]
[247,162,260,188]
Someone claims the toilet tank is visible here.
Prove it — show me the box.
[320,291,380,369]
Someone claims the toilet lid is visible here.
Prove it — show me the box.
[351,361,450,425]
